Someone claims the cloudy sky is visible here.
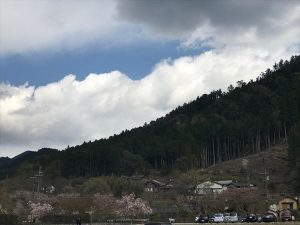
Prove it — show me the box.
[1,0,300,157]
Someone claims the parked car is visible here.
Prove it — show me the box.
[245,214,257,222]
[195,215,210,223]
[210,213,224,223]
[238,215,247,222]
[224,213,230,222]
[262,213,277,222]
[145,223,171,225]
[224,212,238,223]
[256,215,263,222]
[281,209,293,221]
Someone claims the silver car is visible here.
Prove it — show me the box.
[210,213,224,223]
[224,212,238,223]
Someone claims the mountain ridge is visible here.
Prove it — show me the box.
[1,55,299,182]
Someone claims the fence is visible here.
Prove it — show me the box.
[0,214,18,225]
[41,214,90,224]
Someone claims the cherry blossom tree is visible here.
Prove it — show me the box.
[13,191,57,221]
[116,193,152,218]
[28,201,53,222]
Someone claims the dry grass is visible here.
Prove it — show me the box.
[207,144,295,197]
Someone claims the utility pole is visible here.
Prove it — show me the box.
[29,167,44,196]
[29,176,37,194]
[86,206,95,225]
[259,157,269,202]
[36,167,44,193]
[242,159,249,184]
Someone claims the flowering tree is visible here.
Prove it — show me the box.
[116,193,152,218]
[13,191,57,221]
[28,201,53,222]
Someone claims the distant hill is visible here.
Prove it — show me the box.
[0,157,11,168]
[1,55,299,184]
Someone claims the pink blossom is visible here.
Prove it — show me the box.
[28,201,53,220]
[116,193,152,217]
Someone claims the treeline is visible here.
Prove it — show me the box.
[1,55,300,179]
[288,122,300,192]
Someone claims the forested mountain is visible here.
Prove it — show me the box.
[0,157,11,168]
[1,55,300,180]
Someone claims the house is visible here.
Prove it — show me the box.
[121,175,145,181]
[144,182,155,192]
[195,181,227,195]
[277,197,298,211]
[144,179,174,192]
[277,197,298,220]
[144,186,154,192]
[129,175,145,180]
[227,182,256,189]
[215,180,233,187]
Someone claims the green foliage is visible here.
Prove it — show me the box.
[175,156,191,172]
[106,177,144,197]
[177,169,204,184]
[288,123,300,164]
[119,151,147,175]
[160,164,172,175]
[0,188,14,213]
[81,177,111,194]
[292,209,300,221]
[288,123,300,193]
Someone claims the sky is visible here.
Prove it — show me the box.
[1,0,300,157]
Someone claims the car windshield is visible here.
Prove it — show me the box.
[215,214,223,217]
[283,210,291,216]
[230,213,237,216]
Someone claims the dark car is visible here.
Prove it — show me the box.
[245,214,257,222]
[262,213,277,222]
[238,215,247,222]
[195,215,210,223]
[145,222,171,225]
[256,215,262,223]
[281,209,293,221]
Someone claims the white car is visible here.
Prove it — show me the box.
[211,213,224,223]
[224,212,238,223]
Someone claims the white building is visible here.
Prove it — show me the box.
[195,181,227,195]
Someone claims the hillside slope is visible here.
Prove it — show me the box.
[207,144,295,194]
[0,55,299,182]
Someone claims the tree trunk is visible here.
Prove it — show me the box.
[284,122,288,143]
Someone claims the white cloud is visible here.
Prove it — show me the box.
[2,0,300,55]
[0,0,133,55]
[0,47,290,157]
[1,0,300,157]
